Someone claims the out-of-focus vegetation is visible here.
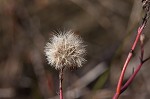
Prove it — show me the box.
[0,0,150,99]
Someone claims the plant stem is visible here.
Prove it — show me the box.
[120,33,146,94]
[113,2,150,98]
[113,22,146,99]
[120,63,143,94]
[59,68,64,99]
[117,23,145,93]
[113,93,119,99]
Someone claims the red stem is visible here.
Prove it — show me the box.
[59,69,64,99]
[120,32,145,94]
[113,93,119,99]
[60,87,63,99]
[113,23,146,99]
[113,63,144,98]
[120,63,143,93]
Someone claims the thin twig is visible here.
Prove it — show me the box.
[117,29,150,96]
[113,11,148,99]
[59,68,64,99]
[49,62,107,99]
[116,22,145,95]
[120,63,142,94]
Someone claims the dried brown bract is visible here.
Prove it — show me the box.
[142,0,150,13]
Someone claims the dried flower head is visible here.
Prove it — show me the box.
[44,30,86,70]
[142,0,150,13]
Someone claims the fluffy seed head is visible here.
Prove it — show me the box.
[44,30,86,70]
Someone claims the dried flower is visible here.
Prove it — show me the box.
[44,30,86,70]
[142,0,150,13]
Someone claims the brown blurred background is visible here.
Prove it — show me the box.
[0,0,150,99]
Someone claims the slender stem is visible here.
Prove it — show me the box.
[112,93,119,99]
[113,3,149,98]
[113,23,146,99]
[117,23,145,93]
[113,62,144,97]
[116,52,132,93]
[120,33,145,94]
[120,63,143,93]
[59,68,64,99]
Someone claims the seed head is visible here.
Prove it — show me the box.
[44,30,86,70]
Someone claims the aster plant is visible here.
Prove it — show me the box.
[44,30,86,99]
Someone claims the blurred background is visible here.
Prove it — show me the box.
[0,0,150,99]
